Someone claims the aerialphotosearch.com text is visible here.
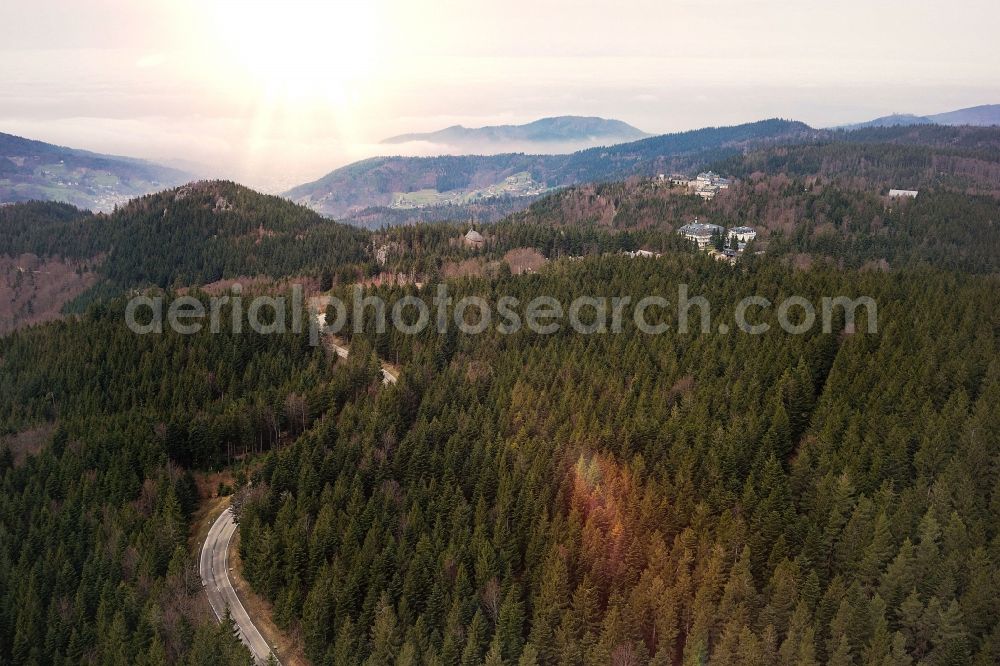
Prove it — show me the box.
[124,283,877,343]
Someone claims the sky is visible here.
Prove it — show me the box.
[2,0,999,191]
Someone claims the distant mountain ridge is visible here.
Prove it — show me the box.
[0,132,191,212]
[381,115,650,147]
[841,104,1000,129]
[290,118,817,218]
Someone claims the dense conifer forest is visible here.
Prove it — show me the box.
[1,134,999,664]
[233,257,1000,665]
[0,294,385,662]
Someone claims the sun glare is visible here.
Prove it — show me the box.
[213,0,377,104]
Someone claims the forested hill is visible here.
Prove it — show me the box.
[503,183,999,276]
[90,181,370,291]
[831,124,1000,154]
[285,119,816,217]
[0,131,190,212]
[0,181,372,308]
[495,127,1000,274]
[717,128,1000,196]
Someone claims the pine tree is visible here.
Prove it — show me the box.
[929,600,970,666]
[366,593,401,665]
[302,577,332,661]
[496,585,525,661]
[518,643,540,666]
[332,617,359,666]
[828,633,855,666]
[460,609,487,666]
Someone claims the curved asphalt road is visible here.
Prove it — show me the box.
[329,333,398,385]
[200,508,277,664]
[199,330,395,664]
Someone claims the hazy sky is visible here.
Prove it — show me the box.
[2,0,999,190]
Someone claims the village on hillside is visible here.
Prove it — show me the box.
[390,172,549,209]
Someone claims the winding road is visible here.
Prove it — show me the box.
[199,331,397,664]
[330,340,398,385]
[200,508,277,664]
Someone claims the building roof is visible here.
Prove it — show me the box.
[729,226,756,234]
[678,222,724,237]
[464,229,484,242]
